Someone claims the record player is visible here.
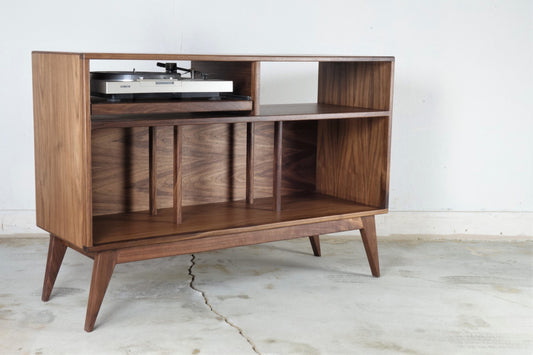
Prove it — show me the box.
[91,62,235,101]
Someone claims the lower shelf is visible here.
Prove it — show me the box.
[92,193,385,247]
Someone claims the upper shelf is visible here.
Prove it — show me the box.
[91,103,390,129]
[33,51,394,62]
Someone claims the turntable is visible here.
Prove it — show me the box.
[91,62,235,102]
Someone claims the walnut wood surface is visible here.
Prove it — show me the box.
[91,193,380,247]
[91,103,389,129]
[32,52,91,248]
[246,122,255,204]
[316,117,390,208]
[85,250,117,332]
[173,126,183,224]
[91,100,252,115]
[318,62,393,110]
[41,235,67,302]
[34,52,394,332]
[115,218,360,264]
[91,121,316,216]
[191,61,260,105]
[360,216,380,277]
[149,127,157,215]
[273,121,283,212]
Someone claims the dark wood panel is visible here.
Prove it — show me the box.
[91,100,252,115]
[92,124,251,215]
[173,126,183,223]
[32,52,91,248]
[318,62,393,110]
[92,127,151,215]
[316,117,390,208]
[253,121,317,201]
[191,61,256,99]
[149,127,157,215]
[91,193,381,248]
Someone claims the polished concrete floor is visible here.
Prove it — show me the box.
[0,234,531,354]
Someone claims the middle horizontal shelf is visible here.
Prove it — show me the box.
[91,103,390,129]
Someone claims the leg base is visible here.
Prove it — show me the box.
[360,216,380,277]
[42,234,67,302]
[309,235,321,256]
[85,251,117,332]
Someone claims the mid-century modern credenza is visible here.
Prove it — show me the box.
[32,52,394,331]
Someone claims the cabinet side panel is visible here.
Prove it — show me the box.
[316,117,389,208]
[318,62,392,110]
[32,52,90,247]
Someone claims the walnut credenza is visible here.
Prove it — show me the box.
[32,52,394,331]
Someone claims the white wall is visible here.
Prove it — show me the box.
[0,0,531,234]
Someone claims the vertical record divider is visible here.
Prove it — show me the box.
[173,125,183,224]
[273,121,283,212]
[246,122,255,204]
[149,126,157,215]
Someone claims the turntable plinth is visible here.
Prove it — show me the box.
[32,51,394,331]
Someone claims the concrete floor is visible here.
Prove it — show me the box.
[0,235,531,355]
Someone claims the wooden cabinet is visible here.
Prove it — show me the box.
[32,52,394,331]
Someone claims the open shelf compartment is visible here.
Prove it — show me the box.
[92,193,385,246]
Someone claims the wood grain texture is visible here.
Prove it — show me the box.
[253,121,317,200]
[32,52,91,248]
[115,218,362,263]
[84,250,117,332]
[316,117,390,208]
[91,103,389,130]
[91,193,377,248]
[173,126,182,224]
[149,127,157,215]
[41,234,67,302]
[92,121,317,216]
[318,62,392,110]
[191,61,256,100]
[91,100,252,115]
[360,216,380,277]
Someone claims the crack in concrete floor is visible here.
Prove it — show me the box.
[188,254,261,354]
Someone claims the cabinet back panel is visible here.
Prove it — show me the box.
[92,121,316,216]
[318,62,392,111]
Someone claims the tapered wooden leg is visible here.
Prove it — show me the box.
[309,235,321,256]
[42,234,67,302]
[360,216,380,277]
[85,251,117,332]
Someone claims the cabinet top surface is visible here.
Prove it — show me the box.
[33,51,394,62]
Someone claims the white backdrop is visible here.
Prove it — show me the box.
[0,0,531,234]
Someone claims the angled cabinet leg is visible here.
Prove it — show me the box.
[42,234,68,302]
[309,235,321,256]
[85,251,117,332]
[360,216,380,277]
